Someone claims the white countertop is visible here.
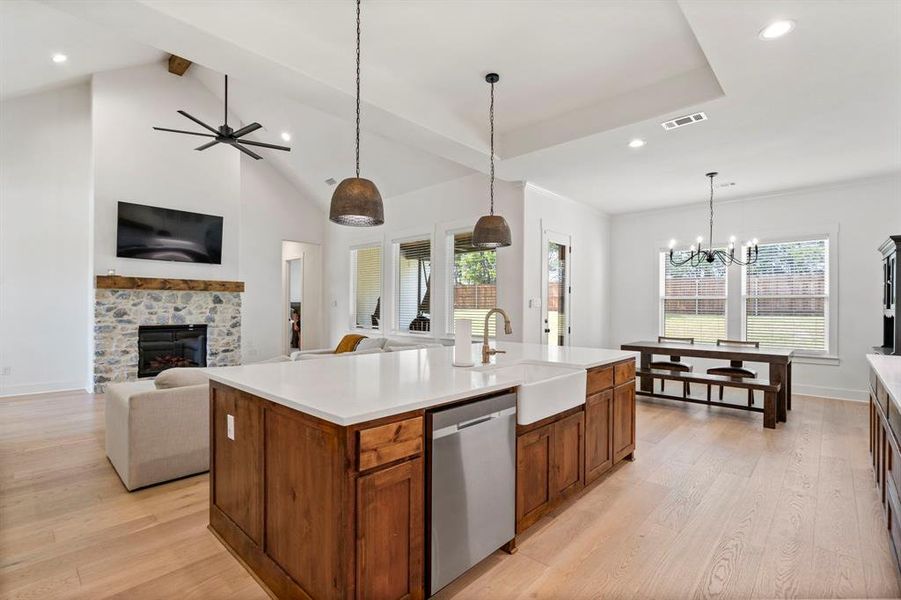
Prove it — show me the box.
[208,342,637,426]
[868,353,901,411]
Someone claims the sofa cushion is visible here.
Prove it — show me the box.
[384,339,442,352]
[298,347,384,360]
[154,367,210,389]
[356,337,387,352]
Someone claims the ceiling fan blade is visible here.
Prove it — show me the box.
[232,122,262,138]
[195,140,220,151]
[153,126,216,138]
[177,110,219,134]
[233,143,263,160]
[238,139,291,152]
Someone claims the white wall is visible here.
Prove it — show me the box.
[522,184,611,348]
[323,173,524,347]
[609,173,901,401]
[0,83,93,396]
[92,63,242,279]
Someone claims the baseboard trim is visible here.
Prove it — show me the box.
[792,383,868,403]
[0,380,88,398]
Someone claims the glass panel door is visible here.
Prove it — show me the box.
[542,232,571,346]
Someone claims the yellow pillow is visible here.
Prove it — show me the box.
[335,334,367,354]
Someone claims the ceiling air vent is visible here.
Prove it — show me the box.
[661,112,707,131]
[325,178,338,186]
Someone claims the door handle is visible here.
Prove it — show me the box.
[544,328,551,333]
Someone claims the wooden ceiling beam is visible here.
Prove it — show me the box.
[168,54,192,76]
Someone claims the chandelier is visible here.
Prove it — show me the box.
[668,172,758,267]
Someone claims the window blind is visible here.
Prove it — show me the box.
[661,250,727,343]
[352,246,382,329]
[397,238,431,332]
[744,239,828,351]
[449,231,497,337]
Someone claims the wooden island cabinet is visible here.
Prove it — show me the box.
[515,357,636,533]
[209,355,637,599]
[209,381,425,600]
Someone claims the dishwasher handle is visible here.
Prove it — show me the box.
[433,406,516,440]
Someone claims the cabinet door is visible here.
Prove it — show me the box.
[585,390,613,484]
[612,381,636,462]
[516,424,553,533]
[553,411,584,498]
[357,457,424,600]
[211,385,264,545]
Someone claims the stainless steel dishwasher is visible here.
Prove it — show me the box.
[429,392,516,595]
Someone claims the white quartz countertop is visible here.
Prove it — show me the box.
[868,353,901,411]
[207,342,637,426]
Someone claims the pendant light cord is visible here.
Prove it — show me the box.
[708,173,714,252]
[489,78,495,216]
[355,0,362,179]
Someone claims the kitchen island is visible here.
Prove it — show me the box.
[207,342,636,600]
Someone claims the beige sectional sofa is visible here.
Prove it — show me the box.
[105,368,211,491]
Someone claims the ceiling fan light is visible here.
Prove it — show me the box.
[472,214,512,249]
[329,177,384,227]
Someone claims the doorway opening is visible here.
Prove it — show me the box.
[286,257,303,353]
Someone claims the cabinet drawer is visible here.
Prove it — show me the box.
[587,366,614,395]
[614,360,635,386]
[871,367,879,396]
[877,378,889,413]
[890,400,901,448]
[358,416,423,472]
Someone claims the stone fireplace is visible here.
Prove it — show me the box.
[94,276,244,391]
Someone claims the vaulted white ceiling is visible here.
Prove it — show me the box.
[8,0,901,213]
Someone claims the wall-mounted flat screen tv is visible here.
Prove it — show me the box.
[116,201,223,264]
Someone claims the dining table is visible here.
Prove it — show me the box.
[620,340,794,422]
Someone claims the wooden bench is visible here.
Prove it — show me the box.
[636,369,783,429]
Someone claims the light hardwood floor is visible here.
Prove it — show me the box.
[1,390,899,599]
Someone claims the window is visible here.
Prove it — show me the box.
[351,245,382,330]
[660,250,727,343]
[743,239,829,352]
[397,238,431,332]
[448,231,497,337]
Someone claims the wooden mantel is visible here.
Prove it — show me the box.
[95,275,245,293]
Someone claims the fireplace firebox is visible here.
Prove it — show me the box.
[137,324,208,378]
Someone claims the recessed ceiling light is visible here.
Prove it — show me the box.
[759,20,795,40]
[52,53,68,64]
[325,177,337,186]
[628,138,646,148]
[280,132,291,142]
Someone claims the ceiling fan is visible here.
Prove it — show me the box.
[153,74,290,160]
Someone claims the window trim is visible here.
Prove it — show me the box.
[740,233,835,357]
[444,226,499,338]
[391,232,434,337]
[349,241,383,333]
[658,246,730,343]
[656,226,839,358]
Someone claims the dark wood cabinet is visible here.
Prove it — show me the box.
[613,380,636,462]
[868,363,901,575]
[515,358,636,534]
[553,411,585,499]
[211,384,264,545]
[357,457,424,600]
[516,424,553,533]
[210,381,426,600]
[585,389,613,484]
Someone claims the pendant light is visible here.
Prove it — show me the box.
[329,0,384,227]
[668,172,758,267]
[472,73,512,249]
